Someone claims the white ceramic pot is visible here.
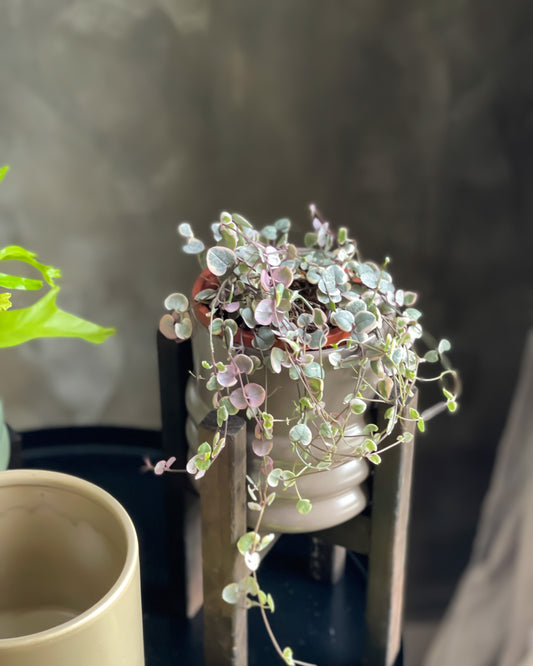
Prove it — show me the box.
[186,324,371,533]
[0,470,144,666]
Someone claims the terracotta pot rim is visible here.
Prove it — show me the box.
[191,267,350,349]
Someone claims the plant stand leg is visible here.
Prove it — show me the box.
[198,412,248,666]
[363,434,415,666]
[157,334,203,618]
[308,537,347,584]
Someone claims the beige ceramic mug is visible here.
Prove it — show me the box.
[0,469,145,666]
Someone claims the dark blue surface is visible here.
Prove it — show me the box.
[20,428,396,666]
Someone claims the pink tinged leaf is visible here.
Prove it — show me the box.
[186,457,199,474]
[264,246,281,266]
[159,314,178,340]
[272,266,293,287]
[243,383,266,408]
[154,460,168,475]
[262,456,274,475]
[252,438,273,457]
[233,354,254,375]
[165,456,176,469]
[217,366,238,387]
[223,301,240,313]
[254,423,263,438]
[260,269,273,290]
[229,388,248,409]
[254,298,276,326]
[312,216,321,230]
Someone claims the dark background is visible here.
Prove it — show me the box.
[1,0,532,621]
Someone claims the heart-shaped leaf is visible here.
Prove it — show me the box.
[174,316,192,340]
[243,383,266,408]
[254,299,276,326]
[252,439,273,457]
[159,314,178,340]
[331,309,354,332]
[206,246,236,276]
[233,354,254,375]
[164,292,189,312]
[289,423,312,446]
[183,239,205,254]
[217,366,238,387]
[354,310,377,334]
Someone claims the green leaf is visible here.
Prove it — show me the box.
[447,400,457,413]
[424,350,439,363]
[350,399,366,414]
[267,468,282,487]
[0,273,43,291]
[270,347,285,374]
[274,217,291,233]
[0,286,115,348]
[331,309,354,332]
[438,338,451,354]
[354,310,377,335]
[363,423,379,435]
[231,212,253,229]
[365,439,377,452]
[253,326,276,351]
[216,405,228,427]
[0,165,9,182]
[183,238,205,254]
[368,453,382,465]
[258,533,276,551]
[175,316,193,340]
[206,246,236,276]
[194,288,217,302]
[237,531,260,555]
[222,583,240,604]
[282,647,295,665]
[164,292,189,312]
[261,225,278,240]
[319,422,334,438]
[289,423,312,446]
[266,593,275,612]
[357,264,379,288]
[197,442,212,455]
[0,245,61,286]
[304,232,318,247]
[303,361,324,379]
[405,307,422,321]
[417,418,425,432]
[296,498,312,514]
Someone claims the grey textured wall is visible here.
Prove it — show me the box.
[1,0,532,616]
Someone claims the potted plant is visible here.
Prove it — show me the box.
[156,206,459,665]
[0,164,115,467]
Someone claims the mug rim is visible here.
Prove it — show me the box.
[0,469,139,647]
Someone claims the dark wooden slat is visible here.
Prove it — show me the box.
[363,397,417,666]
[198,412,248,666]
[157,333,203,618]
